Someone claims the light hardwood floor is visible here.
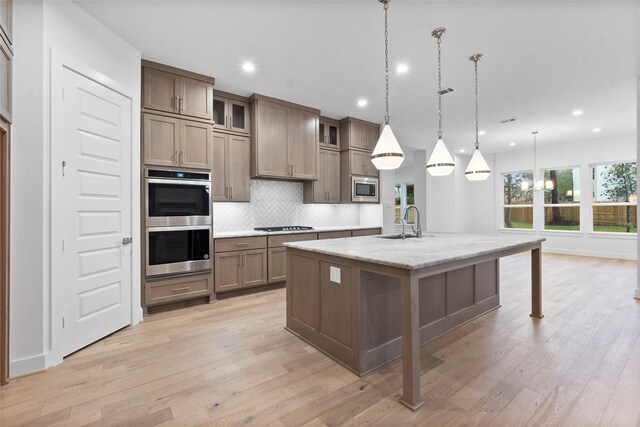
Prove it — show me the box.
[1,253,638,426]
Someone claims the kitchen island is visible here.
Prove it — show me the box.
[284,233,545,411]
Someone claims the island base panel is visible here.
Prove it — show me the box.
[286,250,500,376]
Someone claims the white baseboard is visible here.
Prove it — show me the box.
[10,353,46,378]
[635,288,640,299]
[542,247,636,260]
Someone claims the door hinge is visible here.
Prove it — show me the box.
[62,161,66,177]
[62,317,65,328]
[62,240,65,251]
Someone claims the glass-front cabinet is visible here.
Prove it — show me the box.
[319,116,340,150]
[212,92,250,135]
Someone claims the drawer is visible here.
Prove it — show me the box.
[268,233,318,248]
[145,274,212,306]
[215,236,267,252]
[318,230,352,240]
[351,228,382,237]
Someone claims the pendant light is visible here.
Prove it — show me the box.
[371,0,404,170]
[426,27,455,176]
[465,54,491,181]
[530,131,554,191]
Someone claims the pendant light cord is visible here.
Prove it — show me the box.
[437,34,442,139]
[474,59,479,149]
[383,1,390,125]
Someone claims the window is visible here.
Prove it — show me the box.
[592,162,637,233]
[543,167,580,231]
[503,171,533,229]
[395,184,415,224]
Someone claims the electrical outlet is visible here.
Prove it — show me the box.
[330,266,341,284]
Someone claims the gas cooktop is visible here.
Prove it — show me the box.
[254,226,314,232]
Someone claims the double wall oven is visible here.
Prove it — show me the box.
[145,169,212,277]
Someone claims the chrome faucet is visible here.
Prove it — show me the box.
[404,205,422,238]
[394,217,407,239]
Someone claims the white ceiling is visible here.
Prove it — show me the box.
[74,0,640,154]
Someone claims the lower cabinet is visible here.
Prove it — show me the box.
[214,236,268,292]
[145,272,213,307]
[268,247,287,283]
[318,230,352,240]
[351,228,382,237]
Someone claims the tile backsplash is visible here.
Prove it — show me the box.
[213,180,362,231]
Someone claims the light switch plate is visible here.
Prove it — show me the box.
[330,266,341,284]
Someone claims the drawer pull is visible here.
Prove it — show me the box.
[235,242,249,246]
[172,287,189,293]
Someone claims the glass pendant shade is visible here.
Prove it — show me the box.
[426,138,455,176]
[371,124,404,170]
[464,148,491,181]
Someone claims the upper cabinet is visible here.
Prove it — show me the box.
[143,113,213,170]
[250,94,319,181]
[212,131,250,202]
[0,36,10,123]
[303,149,340,204]
[0,0,11,46]
[212,91,250,135]
[340,117,380,152]
[142,60,214,121]
[319,116,340,151]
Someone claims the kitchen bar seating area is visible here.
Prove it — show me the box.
[1,1,639,426]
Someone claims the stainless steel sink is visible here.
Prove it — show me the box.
[377,234,420,240]
[376,234,435,240]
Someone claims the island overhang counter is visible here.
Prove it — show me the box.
[284,233,545,411]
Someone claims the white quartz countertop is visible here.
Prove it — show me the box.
[213,225,382,239]
[284,233,545,270]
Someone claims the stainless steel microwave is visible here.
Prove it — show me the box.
[351,176,379,203]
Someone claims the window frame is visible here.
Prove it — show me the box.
[501,170,534,231]
[541,165,582,232]
[590,160,637,234]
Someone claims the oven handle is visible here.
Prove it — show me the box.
[146,178,211,187]
[146,225,211,233]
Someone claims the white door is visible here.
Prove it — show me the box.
[60,68,132,356]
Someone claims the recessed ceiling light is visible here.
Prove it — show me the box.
[572,110,584,116]
[241,62,255,72]
[592,128,602,132]
[478,130,486,136]
[396,63,409,73]
[357,99,368,107]
[509,142,516,146]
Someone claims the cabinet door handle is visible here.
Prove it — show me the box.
[225,187,228,198]
[171,96,175,111]
[235,242,249,246]
[172,150,176,165]
[229,187,233,199]
[172,287,189,293]
[243,252,246,267]
[179,151,184,165]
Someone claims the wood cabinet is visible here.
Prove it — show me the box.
[318,230,352,240]
[142,61,214,120]
[212,132,250,202]
[303,149,340,204]
[143,113,212,170]
[340,117,380,152]
[212,91,250,135]
[319,116,340,151]
[214,236,267,292]
[145,273,213,307]
[347,150,378,178]
[0,37,10,123]
[250,94,319,181]
[267,233,318,284]
[351,228,382,237]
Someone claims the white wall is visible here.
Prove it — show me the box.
[636,76,640,299]
[494,133,637,260]
[11,0,141,376]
